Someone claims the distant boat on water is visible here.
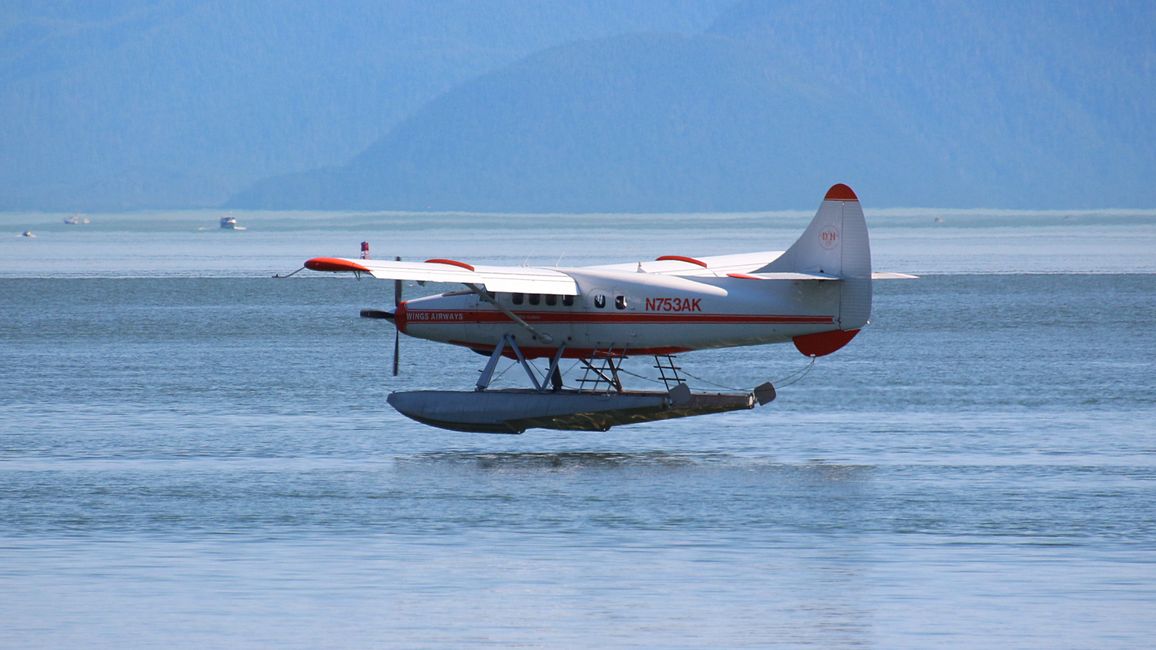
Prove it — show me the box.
[64,214,91,225]
[21,230,36,238]
[219,216,246,231]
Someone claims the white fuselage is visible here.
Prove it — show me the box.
[396,269,842,358]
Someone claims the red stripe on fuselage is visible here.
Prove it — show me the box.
[451,341,693,359]
[403,309,833,325]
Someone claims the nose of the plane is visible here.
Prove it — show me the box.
[393,301,408,333]
[359,302,407,333]
[359,308,393,319]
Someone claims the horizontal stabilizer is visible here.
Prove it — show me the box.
[728,271,840,281]
[729,271,916,281]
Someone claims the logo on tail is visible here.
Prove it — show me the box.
[819,226,839,249]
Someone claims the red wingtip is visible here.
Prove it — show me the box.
[824,183,858,201]
[304,257,371,273]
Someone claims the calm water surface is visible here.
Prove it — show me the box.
[2,211,1155,648]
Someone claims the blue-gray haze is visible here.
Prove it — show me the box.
[2,0,1154,211]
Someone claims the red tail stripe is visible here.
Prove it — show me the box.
[824,183,858,201]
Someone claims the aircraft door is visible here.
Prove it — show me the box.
[582,287,636,352]
[583,289,610,351]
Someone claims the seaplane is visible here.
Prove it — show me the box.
[303,183,914,433]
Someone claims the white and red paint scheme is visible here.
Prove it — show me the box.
[306,183,912,362]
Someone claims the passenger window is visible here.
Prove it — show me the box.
[529,294,541,306]
[545,294,557,306]
[594,295,606,309]
[615,295,628,310]
[562,295,574,307]
[512,293,524,305]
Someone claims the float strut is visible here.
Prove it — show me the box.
[477,336,566,392]
[508,337,542,392]
[544,344,567,392]
[476,335,509,391]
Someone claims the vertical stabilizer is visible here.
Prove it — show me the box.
[757,183,873,330]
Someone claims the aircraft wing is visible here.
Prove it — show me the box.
[304,257,579,295]
[304,254,915,293]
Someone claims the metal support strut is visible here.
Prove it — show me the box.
[476,334,567,393]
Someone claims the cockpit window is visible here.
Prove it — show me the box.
[512,293,524,305]
[562,295,574,307]
[615,295,628,310]
[594,294,606,309]
[529,294,541,306]
[545,294,557,306]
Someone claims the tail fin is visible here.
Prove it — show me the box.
[757,183,873,331]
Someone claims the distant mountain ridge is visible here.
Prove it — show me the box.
[0,0,727,210]
[230,0,1156,211]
